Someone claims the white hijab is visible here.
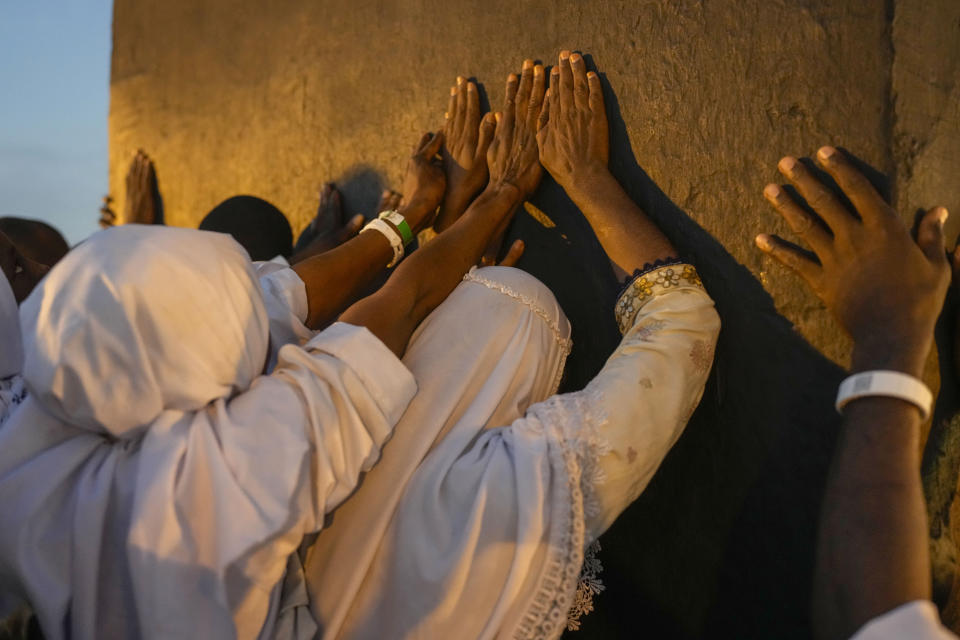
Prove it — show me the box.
[19,224,269,438]
[302,266,577,639]
[0,225,270,637]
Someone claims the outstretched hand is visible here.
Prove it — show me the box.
[399,131,447,233]
[757,146,950,377]
[487,59,545,198]
[435,77,497,232]
[537,51,609,197]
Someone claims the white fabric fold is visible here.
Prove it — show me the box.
[302,265,719,640]
[0,226,416,640]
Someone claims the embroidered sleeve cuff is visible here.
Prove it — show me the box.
[614,263,705,334]
[303,322,417,425]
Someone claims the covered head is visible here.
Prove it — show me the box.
[19,225,270,438]
[199,195,293,261]
[0,217,70,268]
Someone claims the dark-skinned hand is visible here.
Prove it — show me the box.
[399,131,447,233]
[487,59,545,198]
[757,146,950,378]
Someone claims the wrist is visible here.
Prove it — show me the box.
[850,335,931,379]
[397,200,437,234]
[565,164,614,201]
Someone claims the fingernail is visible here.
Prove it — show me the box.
[551,67,560,77]
[444,111,450,119]
[587,71,597,79]
[522,59,533,70]
[937,206,949,226]
[457,76,464,85]
[571,53,582,63]
[755,234,774,251]
[508,73,517,83]
[778,156,798,177]
[450,86,456,95]
[534,65,543,76]
[763,184,782,202]
[560,50,570,61]
[467,82,476,91]
[495,112,502,123]
[817,146,837,164]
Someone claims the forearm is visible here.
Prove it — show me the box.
[340,185,522,356]
[567,168,677,279]
[291,230,393,329]
[813,346,932,640]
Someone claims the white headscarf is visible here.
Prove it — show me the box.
[0,269,22,378]
[19,224,269,438]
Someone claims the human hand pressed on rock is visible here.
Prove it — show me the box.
[399,131,447,233]
[486,59,545,198]
[536,51,609,199]
[757,146,950,377]
[435,77,496,232]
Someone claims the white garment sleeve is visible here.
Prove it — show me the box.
[851,601,959,640]
[575,266,721,540]
[256,263,315,370]
[127,322,416,640]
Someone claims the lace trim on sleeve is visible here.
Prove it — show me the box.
[463,270,573,393]
[510,390,610,639]
[0,375,27,425]
[614,264,704,335]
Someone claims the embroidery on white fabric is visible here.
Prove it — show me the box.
[511,391,610,640]
[0,375,27,425]
[464,269,573,395]
[567,540,605,630]
[615,264,704,335]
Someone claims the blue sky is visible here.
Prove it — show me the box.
[0,1,113,244]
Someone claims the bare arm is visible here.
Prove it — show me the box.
[292,133,448,329]
[537,51,676,279]
[756,146,951,639]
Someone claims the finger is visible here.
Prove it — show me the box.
[526,64,546,130]
[498,239,525,267]
[453,76,466,142]
[570,52,589,111]
[549,66,561,116]
[755,233,823,287]
[444,85,456,134]
[537,89,551,132]
[816,146,893,224]
[420,131,445,159]
[501,73,519,140]
[475,112,496,161]
[414,132,433,154]
[337,214,366,243]
[587,71,605,114]
[558,50,574,114]
[514,60,535,122]
[465,81,480,146]
[916,206,949,264]
[763,183,832,253]
[778,156,855,235]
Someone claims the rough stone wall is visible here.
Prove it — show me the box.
[109,1,960,637]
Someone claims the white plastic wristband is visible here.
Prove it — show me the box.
[835,370,933,420]
[362,218,404,267]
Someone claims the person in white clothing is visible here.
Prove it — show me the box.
[294,51,721,639]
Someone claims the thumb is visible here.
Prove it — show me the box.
[917,206,949,264]
[498,239,525,267]
[420,131,444,159]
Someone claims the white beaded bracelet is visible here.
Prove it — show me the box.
[835,370,933,420]
[362,218,404,267]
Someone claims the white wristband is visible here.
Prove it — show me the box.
[362,218,404,267]
[835,370,933,420]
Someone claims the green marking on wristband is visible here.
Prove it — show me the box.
[396,219,414,246]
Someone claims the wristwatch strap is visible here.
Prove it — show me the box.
[362,218,404,267]
[378,210,414,247]
[835,370,933,420]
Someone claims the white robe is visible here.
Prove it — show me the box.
[0,226,416,640]
[0,269,25,425]
[298,263,720,639]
